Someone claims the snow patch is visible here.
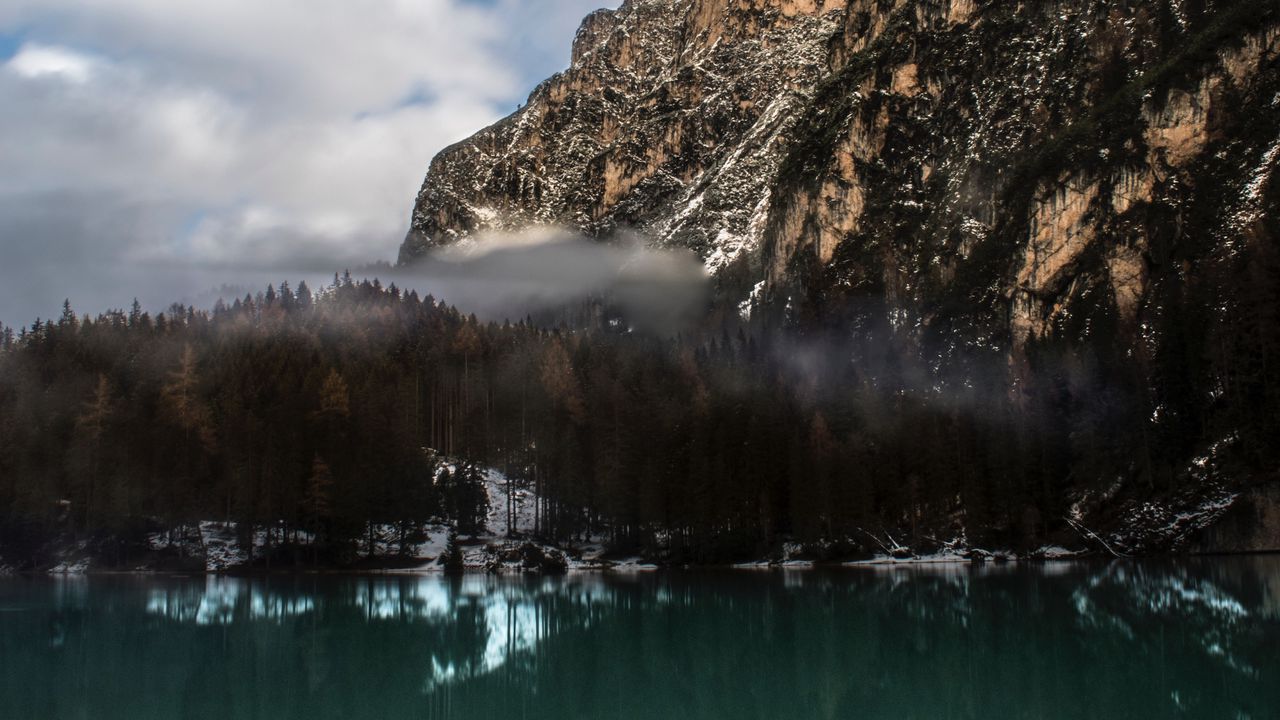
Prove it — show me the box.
[1034,545,1082,559]
[738,280,766,321]
[47,559,90,575]
[199,521,250,572]
[1230,135,1280,232]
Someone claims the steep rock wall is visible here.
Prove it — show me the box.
[401,1,1279,359]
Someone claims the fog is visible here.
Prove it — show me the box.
[0,225,710,336]
[388,228,710,331]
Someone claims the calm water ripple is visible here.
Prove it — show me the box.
[1,558,1278,719]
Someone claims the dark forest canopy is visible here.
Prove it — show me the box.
[0,261,1275,565]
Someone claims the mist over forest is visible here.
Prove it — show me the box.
[2,238,1273,569]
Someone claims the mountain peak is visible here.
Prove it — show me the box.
[399,0,849,274]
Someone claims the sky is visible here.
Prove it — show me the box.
[0,0,615,328]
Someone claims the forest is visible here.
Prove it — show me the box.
[0,255,1276,566]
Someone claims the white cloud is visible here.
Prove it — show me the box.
[0,0,612,326]
[0,0,520,114]
[6,43,96,82]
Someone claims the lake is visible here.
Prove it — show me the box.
[1,559,1277,719]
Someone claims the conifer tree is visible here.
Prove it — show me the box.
[440,528,464,575]
[74,374,114,530]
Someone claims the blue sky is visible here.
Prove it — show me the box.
[0,0,615,327]
[0,32,19,58]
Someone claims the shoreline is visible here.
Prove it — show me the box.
[11,550,1279,579]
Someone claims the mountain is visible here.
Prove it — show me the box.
[398,0,1280,550]
[400,0,849,275]
[401,0,1277,337]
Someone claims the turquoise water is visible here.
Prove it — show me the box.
[1,559,1277,719]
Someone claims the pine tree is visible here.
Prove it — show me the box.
[319,369,351,417]
[296,280,313,310]
[74,374,114,530]
[59,299,77,330]
[160,344,216,526]
[162,345,216,452]
[440,527,465,575]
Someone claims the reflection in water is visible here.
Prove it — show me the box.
[142,575,618,692]
[1,559,1278,719]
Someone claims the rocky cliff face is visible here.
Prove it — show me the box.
[400,0,851,276]
[398,0,1280,363]
[402,0,1277,347]
[399,0,1280,550]
[764,0,1280,354]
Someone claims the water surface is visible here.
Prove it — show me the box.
[1,559,1278,719]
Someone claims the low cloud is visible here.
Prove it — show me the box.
[391,228,711,333]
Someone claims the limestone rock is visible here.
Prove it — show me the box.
[400,1,1279,362]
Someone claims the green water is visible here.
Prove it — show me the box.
[1,559,1277,719]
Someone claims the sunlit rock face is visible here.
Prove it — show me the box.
[399,0,850,275]
[400,1,1278,351]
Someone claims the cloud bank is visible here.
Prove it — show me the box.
[0,0,613,327]
[390,228,710,333]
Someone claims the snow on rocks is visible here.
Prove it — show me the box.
[47,559,90,575]
[607,558,661,572]
[481,468,537,538]
[1103,436,1243,554]
[45,537,93,575]
[846,551,979,567]
[200,522,250,572]
[1229,133,1280,233]
[1034,545,1084,560]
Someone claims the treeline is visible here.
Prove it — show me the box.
[0,258,1275,563]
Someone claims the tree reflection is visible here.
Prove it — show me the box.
[0,560,1277,719]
